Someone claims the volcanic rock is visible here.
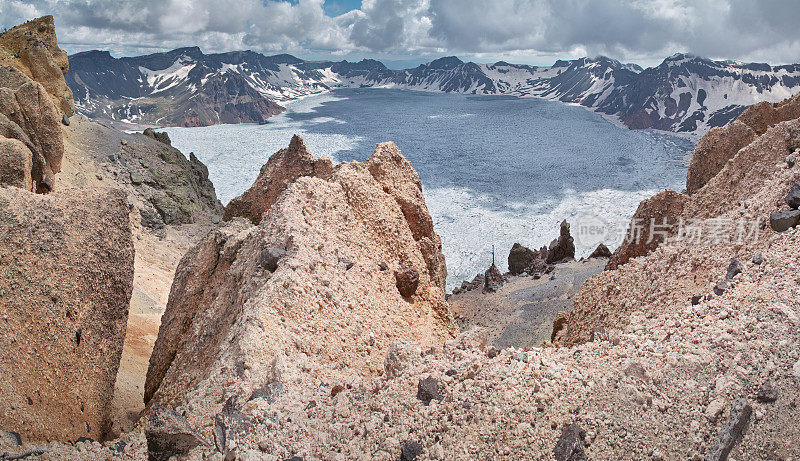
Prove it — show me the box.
[395,266,420,298]
[589,243,612,258]
[223,134,333,224]
[770,210,800,232]
[546,220,575,264]
[0,16,74,116]
[483,263,507,293]
[706,398,752,461]
[553,423,587,461]
[145,404,210,461]
[0,187,134,442]
[142,128,171,146]
[686,121,755,194]
[144,138,455,423]
[508,242,538,275]
[785,181,800,209]
[416,376,443,405]
[607,190,688,269]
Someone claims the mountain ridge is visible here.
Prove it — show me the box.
[67,47,800,136]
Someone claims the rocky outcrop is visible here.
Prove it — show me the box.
[143,128,171,146]
[62,116,223,230]
[508,243,538,275]
[0,16,74,116]
[686,92,800,195]
[686,121,755,194]
[144,137,455,424]
[224,135,333,224]
[546,220,576,264]
[0,65,64,192]
[0,16,76,193]
[606,190,687,270]
[0,187,134,443]
[588,243,611,258]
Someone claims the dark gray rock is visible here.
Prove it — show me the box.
[0,430,22,446]
[400,440,424,460]
[553,423,587,461]
[752,251,763,265]
[785,182,800,209]
[705,398,751,461]
[770,210,800,232]
[589,243,612,258]
[725,258,742,280]
[713,280,728,296]
[61,114,70,126]
[756,381,777,403]
[416,376,443,405]
[259,247,286,272]
[139,205,165,230]
[692,295,703,305]
[145,404,210,461]
[546,220,576,264]
[395,266,420,298]
[508,243,537,275]
[483,263,507,293]
[787,155,797,168]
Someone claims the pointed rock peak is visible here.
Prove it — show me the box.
[288,134,308,155]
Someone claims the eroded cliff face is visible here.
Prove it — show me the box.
[144,137,455,426]
[0,17,136,444]
[564,94,800,346]
[0,15,74,193]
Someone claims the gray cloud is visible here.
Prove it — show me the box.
[2,0,800,66]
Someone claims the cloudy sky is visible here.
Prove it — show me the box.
[2,0,799,68]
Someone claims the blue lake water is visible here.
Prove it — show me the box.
[163,88,694,289]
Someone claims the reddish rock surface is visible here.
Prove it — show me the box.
[685,120,755,194]
[0,187,134,443]
[606,190,688,270]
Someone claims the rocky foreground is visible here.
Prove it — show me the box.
[2,14,800,461]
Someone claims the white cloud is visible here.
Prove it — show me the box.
[2,0,800,66]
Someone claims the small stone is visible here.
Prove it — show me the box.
[395,266,420,297]
[705,398,726,421]
[61,114,70,126]
[378,261,388,271]
[752,251,763,265]
[787,155,797,168]
[512,351,529,363]
[258,440,270,452]
[785,182,800,209]
[121,139,128,146]
[330,384,345,397]
[341,259,354,270]
[769,210,800,232]
[705,398,752,461]
[145,404,209,461]
[0,430,22,446]
[211,215,221,224]
[400,440,424,460]
[259,247,286,272]
[553,423,586,461]
[725,258,742,280]
[755,380,777,403]
[691,295,703,305]
[416,376,443,405]
[713,281,728,296]
[487,346,499,358]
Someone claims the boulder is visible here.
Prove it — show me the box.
[553,423,587,461]
[705,398,752,461]
[588,243,612,258]
[144,138,455,425]
[395,266,420,298]
[0,16,74,116]
[546,220,575,264]
[685,121,755,194]
[145,404,210,461]
[0,137,31,190]
[0,65,64,192]
[0,187,134,442]
[223,134,333,224]
[770,210,800,232]
[785,181,800,209]
[508,242,538,275]
[142,128,171,146]
[607,190,688,269]
[483,263,507,293]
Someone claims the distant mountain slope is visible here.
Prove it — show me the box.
[67,48,800,135]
